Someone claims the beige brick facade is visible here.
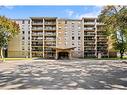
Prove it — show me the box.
[7,17,111,59]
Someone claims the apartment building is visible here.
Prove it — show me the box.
[83,18,108,58]
[31,17,57,59]
[8,19,31,58]
[7,17,110,59]
[56,19,84,59]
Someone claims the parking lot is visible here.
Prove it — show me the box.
[0,59,127,89]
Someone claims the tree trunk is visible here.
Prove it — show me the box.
[120,52,123,59]
[0,47,4,62]
[120,49,124,59]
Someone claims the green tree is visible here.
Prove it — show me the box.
[0,16,19,62]
[98,6,127,59]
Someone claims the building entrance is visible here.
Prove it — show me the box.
[58,52,69,59]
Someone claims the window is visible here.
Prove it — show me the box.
[72,43,74,45]
[22,42,24,45]
[22,31,25,34]
[58,37,61,40]
[65,32,67,35]
[78,37,80,40]
[28,47,30,50]
[65,21,67,24]
[78,27,81,29]
[72,37,74,40]
[65,42,67,46]
[22,47,24,50]
[22,20,25,24]
[58,42,61,44]
[28,37,30,40]
[22,41,24,44]
[28,20,30,24]
[59,27,61,29]
[72,25,74,27]
[28,31,30,34]
[22,53,24,55]
[22,37,25,40]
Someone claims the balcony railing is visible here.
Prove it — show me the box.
[84,34,95,36]
[44,27,56,30]
[32,44,43,46]
[32,28,43,31]
[45,33,56,36]
[32,38,43,40]
[44,22,56,25]
[84,22,95,25]
[32,22,43,25]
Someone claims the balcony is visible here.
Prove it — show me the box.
[84,44,95,46]
[84,22,95,25]
[44,40,56,42]
[32,27,43,31]
[32,51,43,53]
[44,37,56,40]
[32,47,43,51]
[45,43,56,45]
[97,38,108,42]
[44,27,56,31]
[32,37,43,40]
[32,43,43,46]
[84,34,95,37]
[84,38,95,40]
[45,33,56,36]
[97,48,107,51]
[84,27,95,31]
[44,22,56,25]
[97,44,108,47]
[32,40,43,42]
[32,46,43,47]
[32,21,43,25]
[32,34,43,37]
[84,50,96,52]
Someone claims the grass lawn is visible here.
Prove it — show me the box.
[0,58,32,61]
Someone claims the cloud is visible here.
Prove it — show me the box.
[76,13,98,18]
[1,6,15,10]
[65,9,75,17]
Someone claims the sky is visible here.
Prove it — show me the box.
[0,6,103,19]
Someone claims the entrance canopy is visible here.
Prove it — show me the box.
[55,47,76,59]
[55,47,76,50]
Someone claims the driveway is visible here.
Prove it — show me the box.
[0,59,127,89]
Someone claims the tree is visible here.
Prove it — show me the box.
[0,16,19,62]
[98,6,127,59]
